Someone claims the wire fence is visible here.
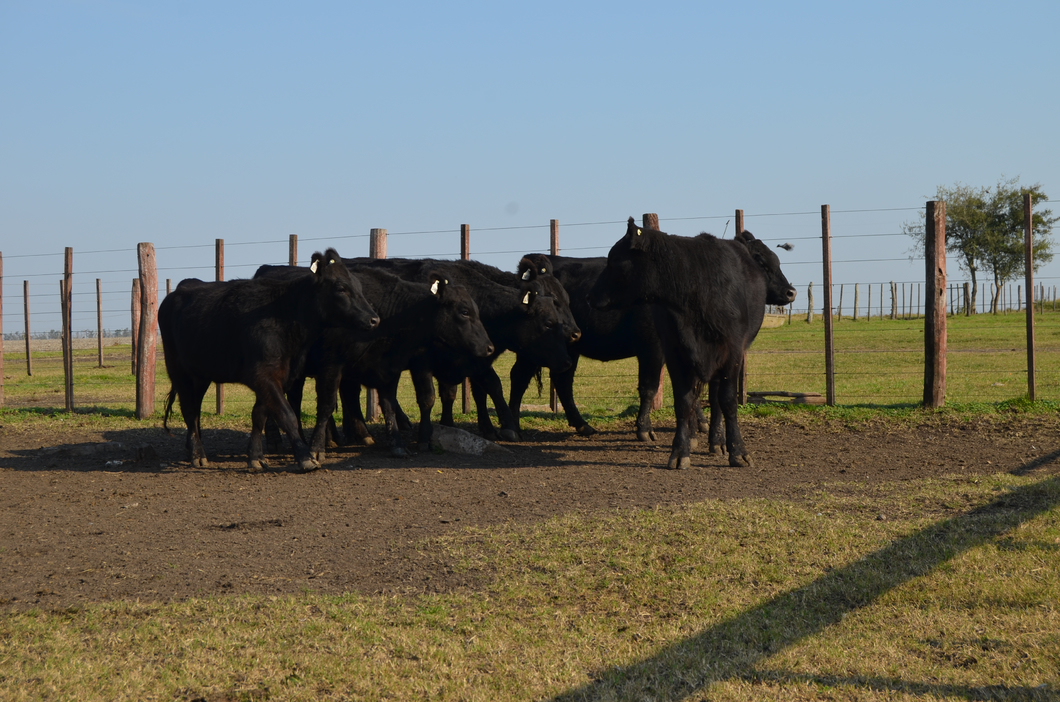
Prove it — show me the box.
[2,203,1058,416]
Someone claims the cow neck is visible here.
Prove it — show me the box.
[282,274,330,342]
[468,284,523,349]
[368,282,433,340]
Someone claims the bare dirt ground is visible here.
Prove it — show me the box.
[2,413,1058,611]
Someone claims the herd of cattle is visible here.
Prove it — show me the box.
[158,218,796,472]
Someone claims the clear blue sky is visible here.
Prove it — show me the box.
[2,1,1058,333]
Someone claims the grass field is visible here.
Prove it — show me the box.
[1,473,1057,700]
[2,308,1059,420]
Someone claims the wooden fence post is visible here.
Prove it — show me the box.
[460,224,472,415]
[215,238,225,415]
[644,213,667,410]
[366,228,387,421]
[890,282,897,319]
[806,282,814,323]
[1024,193,1036,402]
[136,243,158,419]
[63,247,73,412]
[24,280,32,376]
[821,206,835,406]
[853,283,859,321]
[924,200,947,408]
[131,279,140,376]
[289,234,298,267]
[549,219,560,413]
[96,278,103,367]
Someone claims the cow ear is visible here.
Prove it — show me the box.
[628,225,650,251]
[517,257,537,282]
[310,252,324,274]
[429,273,446,296]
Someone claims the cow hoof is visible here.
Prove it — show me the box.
[311,450,326,462]
[709,443,726,456]
[192,456,209,468]
[390,446,409,458]
[499,429,520,442]
[666,454,691,470]
[730,454,752,468]
[359,435,375,447]
[576,424,598,437]
[299,458,320,473]
[635,429,655,443]
[689,437,699,450]
[247,458,267,471]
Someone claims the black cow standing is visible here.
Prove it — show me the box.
[588,219,788,469]
[512,230,795,445]
[254,264,494,458]
[346,257,575,444]
[160,249,379,472]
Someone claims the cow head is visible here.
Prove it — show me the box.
[310,249,380,331]
[734,231,797,306]
[588,217,659,310]
[510,287,573,371]
[517,256,582,343]
[425,272,494,358]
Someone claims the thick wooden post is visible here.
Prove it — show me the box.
[1024,193,1036,402]
[215,238,225,414]
[924,200,947,408]
[24,280,32,376]
[549,219,560,413]
[806,282,814,323]
[461,224,472,415]
[63,248,73,412]
[643,213,666,411]
[136,243,158,419]
[289,234,298,267]
[734,209,747,403]
[366,228,387,421]
[96,278,103,367]
[131,279,140,375]
[822,206,835,406]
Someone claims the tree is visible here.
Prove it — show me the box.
[905,177,1056,313]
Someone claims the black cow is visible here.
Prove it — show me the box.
[346,257,574,443]
[512,230,795,444]
[588,219,788,469]
[254,264,494,458]
[160,249,379,472]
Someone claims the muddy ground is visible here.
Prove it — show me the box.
[2,413,1058,611]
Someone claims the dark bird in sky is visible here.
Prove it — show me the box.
[777,242,794,251]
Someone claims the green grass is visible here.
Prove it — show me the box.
[2,308,1058,426]
[1,474,1057,701]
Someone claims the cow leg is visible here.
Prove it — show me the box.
[255,380,319,473]
[717,364,751,467]
[378,381,410,458]
[471,368,520,441]
[537,354,595,437]
[507,357,539,433]
[635,353,664,443]
[707,376,726,455]
[177,378,211,467]
[410,367,437,448]
[338,375,374,446]
[665,364,699,470]
[248,397,271,470]
[437,380,459,427]
[308,367,342,461]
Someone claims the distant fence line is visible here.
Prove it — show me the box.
[0,200,1055,413]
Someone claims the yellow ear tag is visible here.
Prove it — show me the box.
[310,261,319,273]
[431,280,440,295]
[637,228,642,235]
[329,259,335,265]
[521,270,532,280]
[522,292,531,305]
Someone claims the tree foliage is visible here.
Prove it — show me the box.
[905,177,1057,312]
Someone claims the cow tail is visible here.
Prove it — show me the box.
[163,386,178,437]
[535,369,543,397]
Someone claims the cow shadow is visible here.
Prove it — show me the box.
[543,462,1060,701]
